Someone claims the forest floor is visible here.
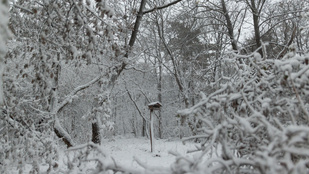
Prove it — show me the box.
[101,135,198,169]
[17,136,200,173]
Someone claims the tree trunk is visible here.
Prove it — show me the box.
[50,60,75,147]
[131,113,137,137]
[0,57,4,107]
[91,96,102,144]
[54,128,73,148]
[113,97,117,136]
[157,57,163,139]
[250,0,263,57]
[221,0,238,52]
[91,122,100,144]
[142,119,146,137]
[54,117,75,148]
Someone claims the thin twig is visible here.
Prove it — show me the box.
[143,0,183,14]
[13,4,34,14]
[290,77,309,121]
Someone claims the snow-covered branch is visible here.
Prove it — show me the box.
[53,75,101,114]
[143,0,183,15]
[12,4,34,14]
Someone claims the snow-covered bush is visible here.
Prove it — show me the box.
[63,142,141,174]
[175,49,309,174]
[0,125,59,174]
[1,0,121,172]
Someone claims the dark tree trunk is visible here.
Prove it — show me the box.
[51,60,75,148]
[157,56,163,139]
[221,0,238,52]
[142,119,146,137]
[92,122,100,144]
[54,126,73,148]
[250,0,263,57]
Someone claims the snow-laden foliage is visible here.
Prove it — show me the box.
[175,48,309,173]
[8,0,120,108]
[0,0,10,106]
[2,0,124,173]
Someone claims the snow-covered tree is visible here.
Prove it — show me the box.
[8,0,127,146]
[175,46,309,173]
[0,0,9,107]
[2,0,124,172]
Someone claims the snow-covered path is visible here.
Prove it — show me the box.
[102,136,196,169]
[16,136,198,173]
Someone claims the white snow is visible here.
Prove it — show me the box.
[58,136,198,171]
[98,137,196,169]
[10,137,198,173]
[148,101,162,106]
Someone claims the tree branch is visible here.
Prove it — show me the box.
[52,76,102,147]
[277,25,297,59]
[53,75,101,114]
[116,0,183,79]
[221,0,238,51]
[13,4,34,14]
[117,0,147,76]
[127,0,147,51]
[142,0,183,15]
[155,18,184,94]
[54,117,75,147]
[126,89,147,122]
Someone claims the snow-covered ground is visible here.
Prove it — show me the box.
[101,136,197,169]
[13,136,200,173]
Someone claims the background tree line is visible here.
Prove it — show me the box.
[1,0,309,173]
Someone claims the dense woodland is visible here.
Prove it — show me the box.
[1,0,309,173]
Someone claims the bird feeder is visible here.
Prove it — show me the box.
[148,101,162,112]
[148,101,162,153]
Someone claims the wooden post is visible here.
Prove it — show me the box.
[150,110,154,153]
[148,101,161,153]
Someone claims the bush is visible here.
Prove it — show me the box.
[176,49,309,174]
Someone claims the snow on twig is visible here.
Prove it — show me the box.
[53,75,101,114]
[143,0,183,14]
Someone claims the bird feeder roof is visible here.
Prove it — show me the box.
[148,101,162,107]
[148,101,162,111]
